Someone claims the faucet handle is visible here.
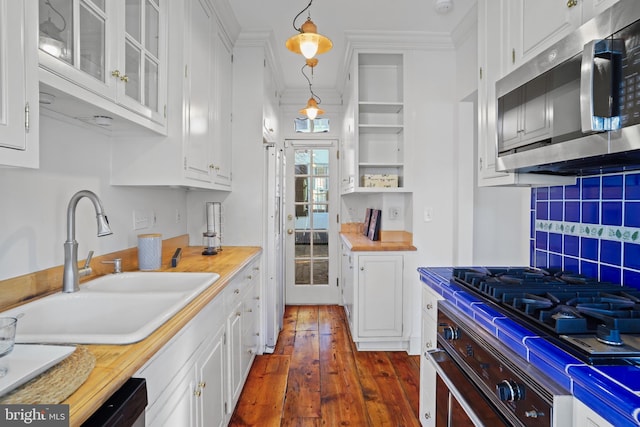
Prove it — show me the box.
[83,250,94,270]
[102,258,122,274]
[78,250,94,278]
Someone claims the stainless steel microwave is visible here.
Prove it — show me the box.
[496,0,640,176]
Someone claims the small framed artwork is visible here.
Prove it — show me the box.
[363,208,372,236]
[367,209,381,241]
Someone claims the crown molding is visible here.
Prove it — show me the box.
[234,31,285,96]
[451,3,477,48]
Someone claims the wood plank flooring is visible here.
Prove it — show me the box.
[229,305,421,426]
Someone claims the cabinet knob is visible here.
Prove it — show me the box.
[426,303,433,310]
[567,0,577,7]
[287,229,294,235]
[234,289,240,294]
[236,312,241,317]
[209,164,220,171]
[426,341,432,348]
[360,267,364,271]
[424,412,431,419]
[194,389,202,397]
[198,382,206,389]
[120,75,129,83]
[111,70,121,78]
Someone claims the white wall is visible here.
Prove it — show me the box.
[0,116,188,281]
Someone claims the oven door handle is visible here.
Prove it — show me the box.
[424,350,485,427]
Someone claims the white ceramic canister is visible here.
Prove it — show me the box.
[138,233,162,271]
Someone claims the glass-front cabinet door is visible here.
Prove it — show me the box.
[38,0,116,99]
[119,0,164,122]
[37,0,166,127]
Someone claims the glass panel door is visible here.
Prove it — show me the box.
[294,148,330,286]
[285,140,340,305]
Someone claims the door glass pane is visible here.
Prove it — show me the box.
[39,0,74,64]
[79,3,104,80]
[92,0,105,11]
[145,1,159,58]
[294,148,330,286]
[145,57,158,110]
[312,260,328,284]
[125,41,141,101]
[126,0,141,43]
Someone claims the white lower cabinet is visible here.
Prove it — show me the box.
[136,257,261,426]
[341,249,406,350]
[572,399,613,427]
[420,286,442,426]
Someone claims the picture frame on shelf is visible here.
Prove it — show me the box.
[363,208,372,236]
[367,209,381,241]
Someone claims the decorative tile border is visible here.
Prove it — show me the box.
[535,220,640,243]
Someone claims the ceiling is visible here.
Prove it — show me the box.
[228,0,476,97]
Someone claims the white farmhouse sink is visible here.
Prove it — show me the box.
[83,272,220,296]
[1,272,220,345]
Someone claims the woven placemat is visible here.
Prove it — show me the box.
[0,346,95,404]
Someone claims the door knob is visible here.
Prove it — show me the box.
[287,229,294,235]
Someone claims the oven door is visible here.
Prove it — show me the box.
[425,348,511,426]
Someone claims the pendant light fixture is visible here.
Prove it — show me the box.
[299,58,324,120]
[286,0,332,59]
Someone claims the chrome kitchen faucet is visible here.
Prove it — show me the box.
[62,190,113,293]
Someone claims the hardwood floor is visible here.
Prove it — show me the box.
[229,305,421,426]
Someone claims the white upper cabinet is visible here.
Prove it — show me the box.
[342,51,407,194]
[37,0,167,134]
[184,0,232,188]
[505,0,619,73]
[477,0,584,187]
[0,1,39,168]
[110,0,234,190]
[211,28,232,188]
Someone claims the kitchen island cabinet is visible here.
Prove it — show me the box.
[340,233,416,351]
[0,243,263,426]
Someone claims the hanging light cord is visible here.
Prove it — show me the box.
[302,63,321,105]
[292,0,314,32]
[44,0,67,32]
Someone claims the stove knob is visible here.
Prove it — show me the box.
[496,380,525,402]
[442,326,459,340]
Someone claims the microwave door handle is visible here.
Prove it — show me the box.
[581,39,622,132]
[580,39,601,133]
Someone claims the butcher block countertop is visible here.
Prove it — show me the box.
[340,232,417,252]
[0,243,261,426]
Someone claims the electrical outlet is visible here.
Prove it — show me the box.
[389,207,400,220]
[133,209,150,230]
[175,209,182,223]
[424,207,433,222]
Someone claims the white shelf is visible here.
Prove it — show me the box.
[359,162,404,168]
[359,125,403,134]
[359,102,404,114]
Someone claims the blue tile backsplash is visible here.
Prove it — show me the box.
[532,172,640,289]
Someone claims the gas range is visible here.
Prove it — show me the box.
[451,267,640,364]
